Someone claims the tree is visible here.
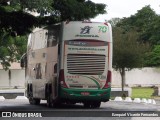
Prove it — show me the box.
[0,0,107,69]
[0,31,27,69]
[113,27,149,96]
[0,2,35,69]
[115,5,160,67]
[0,0,106,35]
[144,45,160,67]
[53,0,106,21]
[117,5,159,45]
[143,17,160,45]
[108,18,121,27]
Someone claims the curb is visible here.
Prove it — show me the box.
[0,96,28,100]
[15,96,28,100]
[113,97,156,104]
[114,96,123,101]
[133,98,141,103]
[124,97,132,102]
[0,96,5,101]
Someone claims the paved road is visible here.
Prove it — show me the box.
[0,99,159,120]
[0,99,159,111]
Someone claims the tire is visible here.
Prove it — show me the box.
[34,99,40,105]
[47,94,53,108]
[83,102,91,108]
[90,102,101,108]
[29,97,40,105]
[29,97,34,105]
[28,87,40,105]
[53,101,62,108]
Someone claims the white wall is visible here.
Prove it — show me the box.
[112,67,160,87]
[0,70,9,87]
[11,70,25,87]
[0,69,25,88]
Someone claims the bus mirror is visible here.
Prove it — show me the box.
[20,59,25,68]
[20,53,27,68]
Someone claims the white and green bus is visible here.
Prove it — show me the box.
[22,21,112,108]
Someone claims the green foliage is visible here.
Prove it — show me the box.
[115,5,160,67]
[14,36,27,60]
[113,26,150,94]
[0,31,14,69]
[0,0,106,35]
[113,27,148,71]
[117,5,159,45]
[144,45,160,67]
[0,6,38,35]
[143,17,160,45]
[10,0,54,15]
[0,31,27,69]
[53,0,106,21]
[108,5,160,94]
[108,18,121,27]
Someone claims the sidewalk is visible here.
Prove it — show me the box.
[0,89,24,99]
[0,89,25,93]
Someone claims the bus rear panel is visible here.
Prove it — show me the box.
[59,21,112,105]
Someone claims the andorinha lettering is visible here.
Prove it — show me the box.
[75,34,99,37]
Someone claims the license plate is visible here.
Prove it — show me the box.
[81,92,90,96]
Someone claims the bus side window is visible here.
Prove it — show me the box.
[35,63,42,79]
[47,30,58,47]
[20,53,27,68]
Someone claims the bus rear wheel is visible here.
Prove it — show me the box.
[47,94,53,107]
[28,90,40,105]
[91,102,101,108]
[29,97,40,105]
[83,102,91,108]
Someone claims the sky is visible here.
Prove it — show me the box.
[91,0,160,22]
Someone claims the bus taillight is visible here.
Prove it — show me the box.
[59,69,68,88]
[103,70,111,89]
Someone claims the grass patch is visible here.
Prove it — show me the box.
[131,87,154,99]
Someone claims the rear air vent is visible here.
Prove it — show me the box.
[67,54,105,75]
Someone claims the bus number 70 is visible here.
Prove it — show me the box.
[98,26,108,33]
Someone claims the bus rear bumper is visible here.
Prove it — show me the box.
[59,88,111,102]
